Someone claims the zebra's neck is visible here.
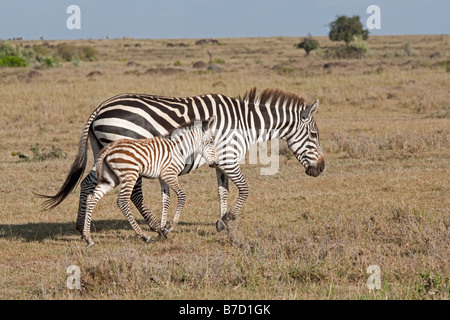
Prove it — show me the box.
[240,98,301,145]
[170,127,201,162]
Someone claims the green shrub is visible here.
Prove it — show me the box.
[11,143,67,162]
[329,15,369,45]
[0,55,28,67]
[213,58,225,64]
[0,41,60,68]
[348,35,371,57]
[0,41,19,57]
[400,42,416,57]
[296,35,320,56]
[32,45,52,56]
[41,56,59,68]
[56,44,98,61]
[324,36,370,59]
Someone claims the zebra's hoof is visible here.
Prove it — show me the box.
[163,228,170,238]
[144,236,154,243]
[86,239,95,248]
[216,219,226,232]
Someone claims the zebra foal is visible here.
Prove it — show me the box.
[82,116,217,247]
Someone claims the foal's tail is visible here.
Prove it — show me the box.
[95,144,112,183]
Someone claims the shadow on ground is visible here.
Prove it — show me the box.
[0,219,214,242]
[0,219,137,242]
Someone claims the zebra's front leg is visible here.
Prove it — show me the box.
[131,177,160,232]
[216,163,249,234]
[215,168,229,232]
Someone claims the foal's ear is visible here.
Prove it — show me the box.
[300,99,319,121]
[203,115,216,131]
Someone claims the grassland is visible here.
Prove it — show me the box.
[0,35,449,300]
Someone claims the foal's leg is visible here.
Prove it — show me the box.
[161,173,186,234]
[83,181,114,247]
[131,177,160,232]
[159,179,171,237]
[117,175,152,243]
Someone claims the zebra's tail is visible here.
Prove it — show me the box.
[36,109,100,211]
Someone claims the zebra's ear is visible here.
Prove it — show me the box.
[310,99,319,116]
[207,115,216,130]
[301,99,319,121]
[202,115,216,132]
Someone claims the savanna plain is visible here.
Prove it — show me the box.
[0,35,449,299]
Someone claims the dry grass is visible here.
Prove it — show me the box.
[0,35,449,300]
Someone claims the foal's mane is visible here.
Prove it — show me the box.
[239,87,306,108]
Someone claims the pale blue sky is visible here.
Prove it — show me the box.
[0,0,448,40]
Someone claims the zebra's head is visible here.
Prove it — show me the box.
[286,99,324,177]
[200,116,219,168]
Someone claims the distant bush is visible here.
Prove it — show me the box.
[56,44,98,61]
[324,36,370,59]
[0,55,28,67]
[0,41,61,68]
[383,41,417,58]
[400,42,416,57]
[0,42,27,67]
[0,41,19,57]
[213,58,225,64]
[40,56,59,68]
[32,45,52,57]
[296,35,320,56]
[12,143,67,162]
[329,15,369,46]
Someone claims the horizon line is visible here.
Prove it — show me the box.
[2,33,449,42]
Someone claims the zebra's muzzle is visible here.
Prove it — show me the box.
[305,157,325,177]
[209,162,219,168]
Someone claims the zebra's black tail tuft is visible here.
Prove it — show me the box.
[35,147,88,211]
[35,108,100,211]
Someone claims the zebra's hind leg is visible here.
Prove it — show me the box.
[117,177,152,243]
[83,181,114,247]
[131,177,160,233]
[76,169,97,235]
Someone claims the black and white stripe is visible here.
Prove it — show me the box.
[82,118,217,246]
[40,87,324,234]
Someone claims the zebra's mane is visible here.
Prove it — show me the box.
[239,87,306,109]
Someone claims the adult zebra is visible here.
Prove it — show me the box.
[41,87,324,234]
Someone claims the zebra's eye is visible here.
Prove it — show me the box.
[310,131,317,139]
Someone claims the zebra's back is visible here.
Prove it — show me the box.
[92,93,221,144]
